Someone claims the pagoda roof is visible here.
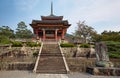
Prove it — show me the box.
[31,20,70,26]
[30,2,71,28]
[41,15,63,20]
[41,2,63,20]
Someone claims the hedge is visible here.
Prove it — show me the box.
[33,51,39,57]
[60,43,75,47]
[0,36,11,44]
[26,42,41,47]
[12,41,22,47]
[105,41,120,58]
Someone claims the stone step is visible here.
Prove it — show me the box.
[37,66,66,70]
[40,54,62,57]
[37,62,64,66]
[36,69,67,74]
[38,59,64,66]
[36,43,66,74]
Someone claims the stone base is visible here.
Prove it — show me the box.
[86,67,120,76]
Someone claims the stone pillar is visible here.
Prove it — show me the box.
[43,29,46,40]
[55,29,58,40]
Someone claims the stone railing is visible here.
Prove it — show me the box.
[58,42,70,73]
[33,42,43,72]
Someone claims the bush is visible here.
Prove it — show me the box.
[60,43,75,47]
[109,53,120,58]
[26,42,41,47]
[33,52,39,57]
[104,41,120,58]
[0,36,11,44]
[80,44,90,48]
[12,41,22,47]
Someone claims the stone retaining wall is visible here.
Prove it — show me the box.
[65,58,120,73]
[0,62,35,70]
[66,58,95,72]
[61,47,95,57]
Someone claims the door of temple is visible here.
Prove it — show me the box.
[45,30,55,39]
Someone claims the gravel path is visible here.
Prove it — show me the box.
[0,71,119,78]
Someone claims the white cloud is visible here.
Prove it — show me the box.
[58,0,120,33]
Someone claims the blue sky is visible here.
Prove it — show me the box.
[0,0,120,34]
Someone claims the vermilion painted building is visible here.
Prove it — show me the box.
[30,3,71,40]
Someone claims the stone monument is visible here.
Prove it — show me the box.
[95,42,113,67]
[86,42,120,76]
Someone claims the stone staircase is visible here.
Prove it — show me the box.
[36,42,67,74]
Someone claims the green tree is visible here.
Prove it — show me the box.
[0,26,14,44]
[15,21,33,38]
[0,26,14,38]
[101,30,120,41]
[74,21,97,43]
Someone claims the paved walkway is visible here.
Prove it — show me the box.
[0,71,119,78]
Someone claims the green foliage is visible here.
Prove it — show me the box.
[91,31,120,42]
[26,42,41,47]
[3,40,41,47]
[0,36,11,44]
[101,31,120,42]
[15,21,33,39]
[80,43,90,48]
[0,26,14,38]
[60,43,75,47]
[92,34,102,42]
[33,51,39,57]
[105,41,120,45]
[17,21,27,30]
[12,41,22,47]
[109,52,120,58]
[105,41,120,58]
[74,21,97,43]
[0,26,14,44]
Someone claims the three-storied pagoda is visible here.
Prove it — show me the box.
[30,3,71,40]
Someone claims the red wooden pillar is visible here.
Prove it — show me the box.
[36,30,39,39]
[62,29,65,39]
[55,29,58,40]
[36,30,38,36]
[43,29,46,40]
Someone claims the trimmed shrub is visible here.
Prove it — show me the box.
[33,52,39,57]
[109,53,120,58]
[60,43,75,47]
[26,42,41,47]
[80,44,90,48]
[0,36,11,44]
[12,41,22,47]
[104,41,120,58]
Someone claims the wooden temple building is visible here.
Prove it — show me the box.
[30,3,71,40]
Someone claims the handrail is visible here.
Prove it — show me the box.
[58,42,70,73]
[33,42,43,72]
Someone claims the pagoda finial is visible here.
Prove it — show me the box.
[51,2,53,16]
